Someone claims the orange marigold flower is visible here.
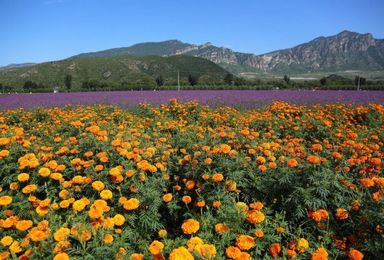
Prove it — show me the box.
[54,227,70,242]
[53,252,70,260]
[38,167,51,177]
[276,226,285,234]
[212,173,224,182]
[359,178,375,188]
[215,223,229,234]
[181,219,200,235]
[181,196,192,204]
[1,236,13,246]
[169,247,194,260]
[113,214,125,226]
[149,240,164,255]
[348,248,364,260]
[15,220,33,231]
[130,253,144,260]
[335,208,349,220]
[311,247,328,260]
[162,193,173,203]
[92,181,105,191]
[254,229,264,238]
[226,246,242,259]
[0,196,12,206]
[123,198,140,210]
[287,158,298,168]
[187,236,204,251]
[246,210,265,224]
[307,155,321,164]
[269,243,281,257]
[103,234,114,244]
[236,235,255,251]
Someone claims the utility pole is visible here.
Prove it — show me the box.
[177,70,180,91]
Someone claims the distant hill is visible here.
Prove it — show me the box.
[72,31,384,74]
[0,63,36,71]
[0,55,229,90]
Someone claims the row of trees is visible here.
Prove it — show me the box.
[1,74,383,93]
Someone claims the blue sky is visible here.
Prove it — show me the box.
[0,0,383,66]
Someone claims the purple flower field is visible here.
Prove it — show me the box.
[0,90,383,110]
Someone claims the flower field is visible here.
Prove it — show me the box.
[0,99,383,259]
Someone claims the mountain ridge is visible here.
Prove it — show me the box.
[69,30,384,74]
[2,31,384,75]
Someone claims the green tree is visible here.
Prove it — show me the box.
[23,81,38,92]
[320,77,327,86]
[188,74,198,86]
[234,77,246,86]
[64,74,72,91]
[155,75,164,87]
[284,75,290,84]
[224,73,234,85]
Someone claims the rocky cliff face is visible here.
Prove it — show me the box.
[71,31,384,73]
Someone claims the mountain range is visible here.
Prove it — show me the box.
[1,30,384,89]
[72,30,384,74]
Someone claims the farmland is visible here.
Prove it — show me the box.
[1,90,384,110]
[0,98,383,259]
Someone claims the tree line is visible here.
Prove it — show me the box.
[1,73,383,93]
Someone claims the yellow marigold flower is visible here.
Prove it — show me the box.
[15,220,33,231]
[0,196,12,206]
[92,181,105,191]
[0,137,10,146]
[195,244,217,259]
[17,173,30,182]
[1,236,13,246]
[113,214,125,226]
[22,184,37,194]
[73,199,87,212]
[53,252,70,260]
[54,227,70,242]
[236,235,255,251]
[123,198,140,211]
[38,167,51,177]
[149,240,164,255]
[59,200,70,209]
[9,241,22,253]
[187,236,204,251]
[181,219,200,235]
[162,193,173,202]
[298,238,309,253]
[103,234,114,244]
[100,189,113,200]
[169,247,194,260]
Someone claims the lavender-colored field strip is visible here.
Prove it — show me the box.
[0,90,383,110]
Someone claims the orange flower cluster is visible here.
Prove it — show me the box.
[0,100,383,259]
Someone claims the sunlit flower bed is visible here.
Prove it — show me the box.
[0,99,383,259]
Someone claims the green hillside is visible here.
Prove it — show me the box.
[0,55,229,91]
